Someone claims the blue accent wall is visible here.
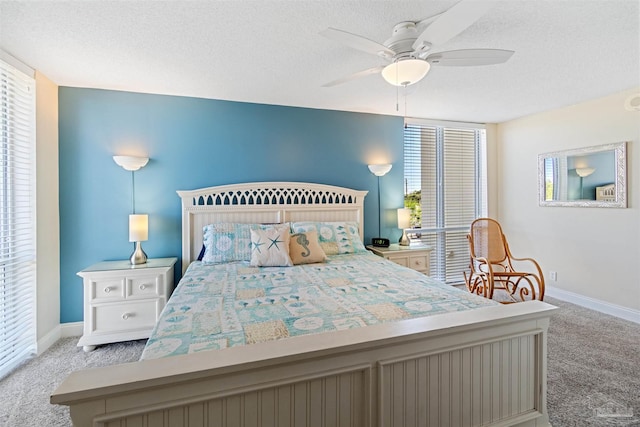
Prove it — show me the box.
[59,88,404,323]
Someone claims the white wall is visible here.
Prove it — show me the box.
[35,71,60,351]
[485,123,499,217]
[497,87,640,312]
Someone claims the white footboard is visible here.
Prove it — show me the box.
[51,301,555,427]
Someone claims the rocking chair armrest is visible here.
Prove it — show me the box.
[471,256,495,275]
[509,256,545,281]
[509,255,536,263]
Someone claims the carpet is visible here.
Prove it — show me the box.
[545,297,640,427]
[0,338,145,427]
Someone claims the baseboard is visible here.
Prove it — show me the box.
[36,322,83,355]
[60,321,83,338]
[37,326,61,355]
[546,287,640,324]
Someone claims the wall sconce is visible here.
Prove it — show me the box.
[397,208,411,246]
[114,155,150,264]
[113,156,149,171]
[367,164,393,177]
[368,163,392,247]
[575,167,595,178]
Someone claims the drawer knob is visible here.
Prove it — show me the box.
[122,312,131,320]
[104,287,111,294]
[139,284,147,290]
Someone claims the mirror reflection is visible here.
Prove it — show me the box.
[538,142,627,208]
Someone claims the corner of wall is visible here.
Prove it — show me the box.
[484,123,500,218]
[35,71,60,342]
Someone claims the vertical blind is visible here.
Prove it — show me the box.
[0,57,36,379]
[404,120,487,284]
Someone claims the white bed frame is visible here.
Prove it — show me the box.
[52,182,556,427]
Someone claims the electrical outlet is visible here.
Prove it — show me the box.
[549,271,557,281]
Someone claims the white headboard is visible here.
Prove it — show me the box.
[177,182,368,273]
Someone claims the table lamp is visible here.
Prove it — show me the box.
[397,208,411,246]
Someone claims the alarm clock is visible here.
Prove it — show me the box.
[371,237,390,247]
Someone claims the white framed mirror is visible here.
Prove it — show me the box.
[538,141,627,208]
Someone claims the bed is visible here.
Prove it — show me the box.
[51,182,556,427]
[596,183,616,201]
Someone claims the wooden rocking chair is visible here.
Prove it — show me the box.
[464,218,545,303]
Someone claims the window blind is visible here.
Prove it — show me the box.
[404,120,487,284]
[0,57,36,379]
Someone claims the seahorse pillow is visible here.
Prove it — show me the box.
[250,226,293,267]
[290,221,366,255]
[289,230,327,265]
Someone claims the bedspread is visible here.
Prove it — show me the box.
[141,252,497,360]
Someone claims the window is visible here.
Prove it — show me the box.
[404,119,487,284]
[0,56,36,379]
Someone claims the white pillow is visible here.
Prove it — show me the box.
[250,226,293,267]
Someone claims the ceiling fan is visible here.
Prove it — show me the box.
[320,0,514,87]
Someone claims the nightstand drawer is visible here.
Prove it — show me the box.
[92,278,125,301]
[367,244,432,275]
[92,300,158,334]
[128,274,161,297]
[409,255,428,271]
[387,256,409,268]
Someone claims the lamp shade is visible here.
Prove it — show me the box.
[381,59,430,86]
[575,167,595,178]
[368,164,393,177]
[397,208,411,229]
[129,214,148,242]
[113,155,149,171]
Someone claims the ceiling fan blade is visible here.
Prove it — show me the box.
[322,66,385,87]
[414,11,446,30]
[320,28,395,59]
[426,49,514,66]
[412,0,496,51]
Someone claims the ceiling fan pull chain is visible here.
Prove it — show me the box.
[395,63,400,111]
[404,84,408,118]
[404,84,409,129]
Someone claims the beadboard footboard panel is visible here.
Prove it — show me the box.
[379,333,543,427]
[96,364,371,427]
[52,302,555,427]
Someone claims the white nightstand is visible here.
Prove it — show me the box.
[77,257,177,352]
[367,244,433,275]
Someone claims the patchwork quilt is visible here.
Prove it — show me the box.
[141,252,497,360]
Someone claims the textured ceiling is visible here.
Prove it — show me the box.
[1,0,639,123]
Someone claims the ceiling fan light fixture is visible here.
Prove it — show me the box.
[381,59,430,86]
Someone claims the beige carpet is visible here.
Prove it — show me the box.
[545,297,640,427]
[0,338,145,427]
[0,296,638,426]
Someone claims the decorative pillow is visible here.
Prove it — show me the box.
[202,223,290,264]
[289,230,327,265]
[290,221,366,255]
[250,226,293,267]
[201,223,252,264]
